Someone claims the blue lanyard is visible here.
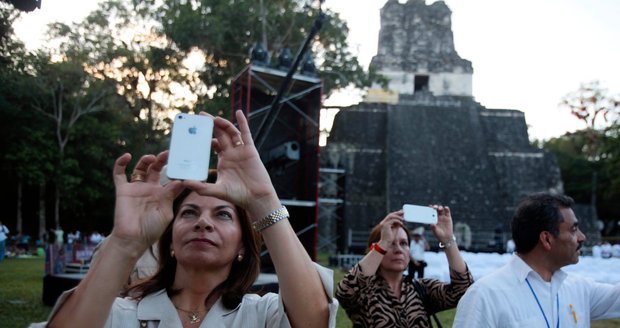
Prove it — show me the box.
[525,278,559,328]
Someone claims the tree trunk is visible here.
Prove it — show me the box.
[56,145,64,231]
[39,183,46,240]
[16,181,23,233]
[591,170,598,215]
[259,0,268,49]
[54,184,60,230]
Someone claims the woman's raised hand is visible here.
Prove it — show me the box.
[111,152,184,251]
[378,210,405,248]
[183,110,279,218]
[430,205,454,243]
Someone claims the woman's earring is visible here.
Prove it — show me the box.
[237,254,243,262]
[170,249,175,258]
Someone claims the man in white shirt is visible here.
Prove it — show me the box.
[408,227,430,279]
[0,220,9,262]
[453,193,620,327]
[505,239,515,254]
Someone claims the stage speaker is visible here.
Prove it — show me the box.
[42,274,82,306]
[266,141,300,164]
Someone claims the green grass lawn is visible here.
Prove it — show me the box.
[0,257,52,327]
[1,255,619,327]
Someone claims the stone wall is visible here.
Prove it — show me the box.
[372,0,472,73]
[322,96,599,253]
[324,107,389,250]
[370,0,473,97]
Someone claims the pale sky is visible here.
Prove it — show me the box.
[323,0,620,141]
[13,0,620,141]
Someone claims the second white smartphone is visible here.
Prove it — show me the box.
[403,204,438,224]
[166,113,213,181]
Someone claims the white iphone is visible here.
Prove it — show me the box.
[166,113,213,181]
[403,204,438,224]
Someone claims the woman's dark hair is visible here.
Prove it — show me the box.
[127,172,261,309]
[511,192,575,254]
[366,222,412,254]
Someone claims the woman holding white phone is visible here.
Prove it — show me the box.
[40,110,337,328]
[336,206,473,327]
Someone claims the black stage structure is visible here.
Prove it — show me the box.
[231,64,322,265]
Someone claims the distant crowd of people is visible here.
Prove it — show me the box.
[592,241,620,259]
[0,224,108,262]
[44,228,106,247]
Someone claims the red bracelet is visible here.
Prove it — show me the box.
[371,243,387,255]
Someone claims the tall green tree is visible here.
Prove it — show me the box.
[0,3,56,237]
[599,124,620,222]
[2,0,218,234]
[544,127,620,232]
[45,0,196,153]
[545,81,620,234]
[560,81,620,131]
[156,0,385,114]
[544,132,602,204]
[23,0,186,231]
[0,69,56,237]
[558,80,620,163]
[28,49,121,230]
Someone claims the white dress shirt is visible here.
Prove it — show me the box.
[453,255,620,328]
[409,239,426,261]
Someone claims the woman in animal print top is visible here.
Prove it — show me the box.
[336,206,473,327]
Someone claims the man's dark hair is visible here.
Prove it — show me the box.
[511,192,575,254]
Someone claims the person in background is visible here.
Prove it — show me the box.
[506,238,516,254]
[16,232,31,255]
[408,226,430,279]
[612,243,620,258]
[54,227,64,247]
[89,231,104,245]
[336,206,473,327]
[91,236,160,290]
[591,242,602,258]
[0,220,9,262]
[601,241,613,259]
[67,231,76,245]
[453,192,620,327]
[40,110,337,328]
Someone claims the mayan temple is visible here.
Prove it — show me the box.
[320,0,599,253]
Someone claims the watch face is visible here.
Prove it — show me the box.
[439,235,456,248]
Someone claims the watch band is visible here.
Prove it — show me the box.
[439,235,457,249]
[252,206,289,232]
[371,242,387,255]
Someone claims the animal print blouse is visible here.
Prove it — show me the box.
[336,264,473,327]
